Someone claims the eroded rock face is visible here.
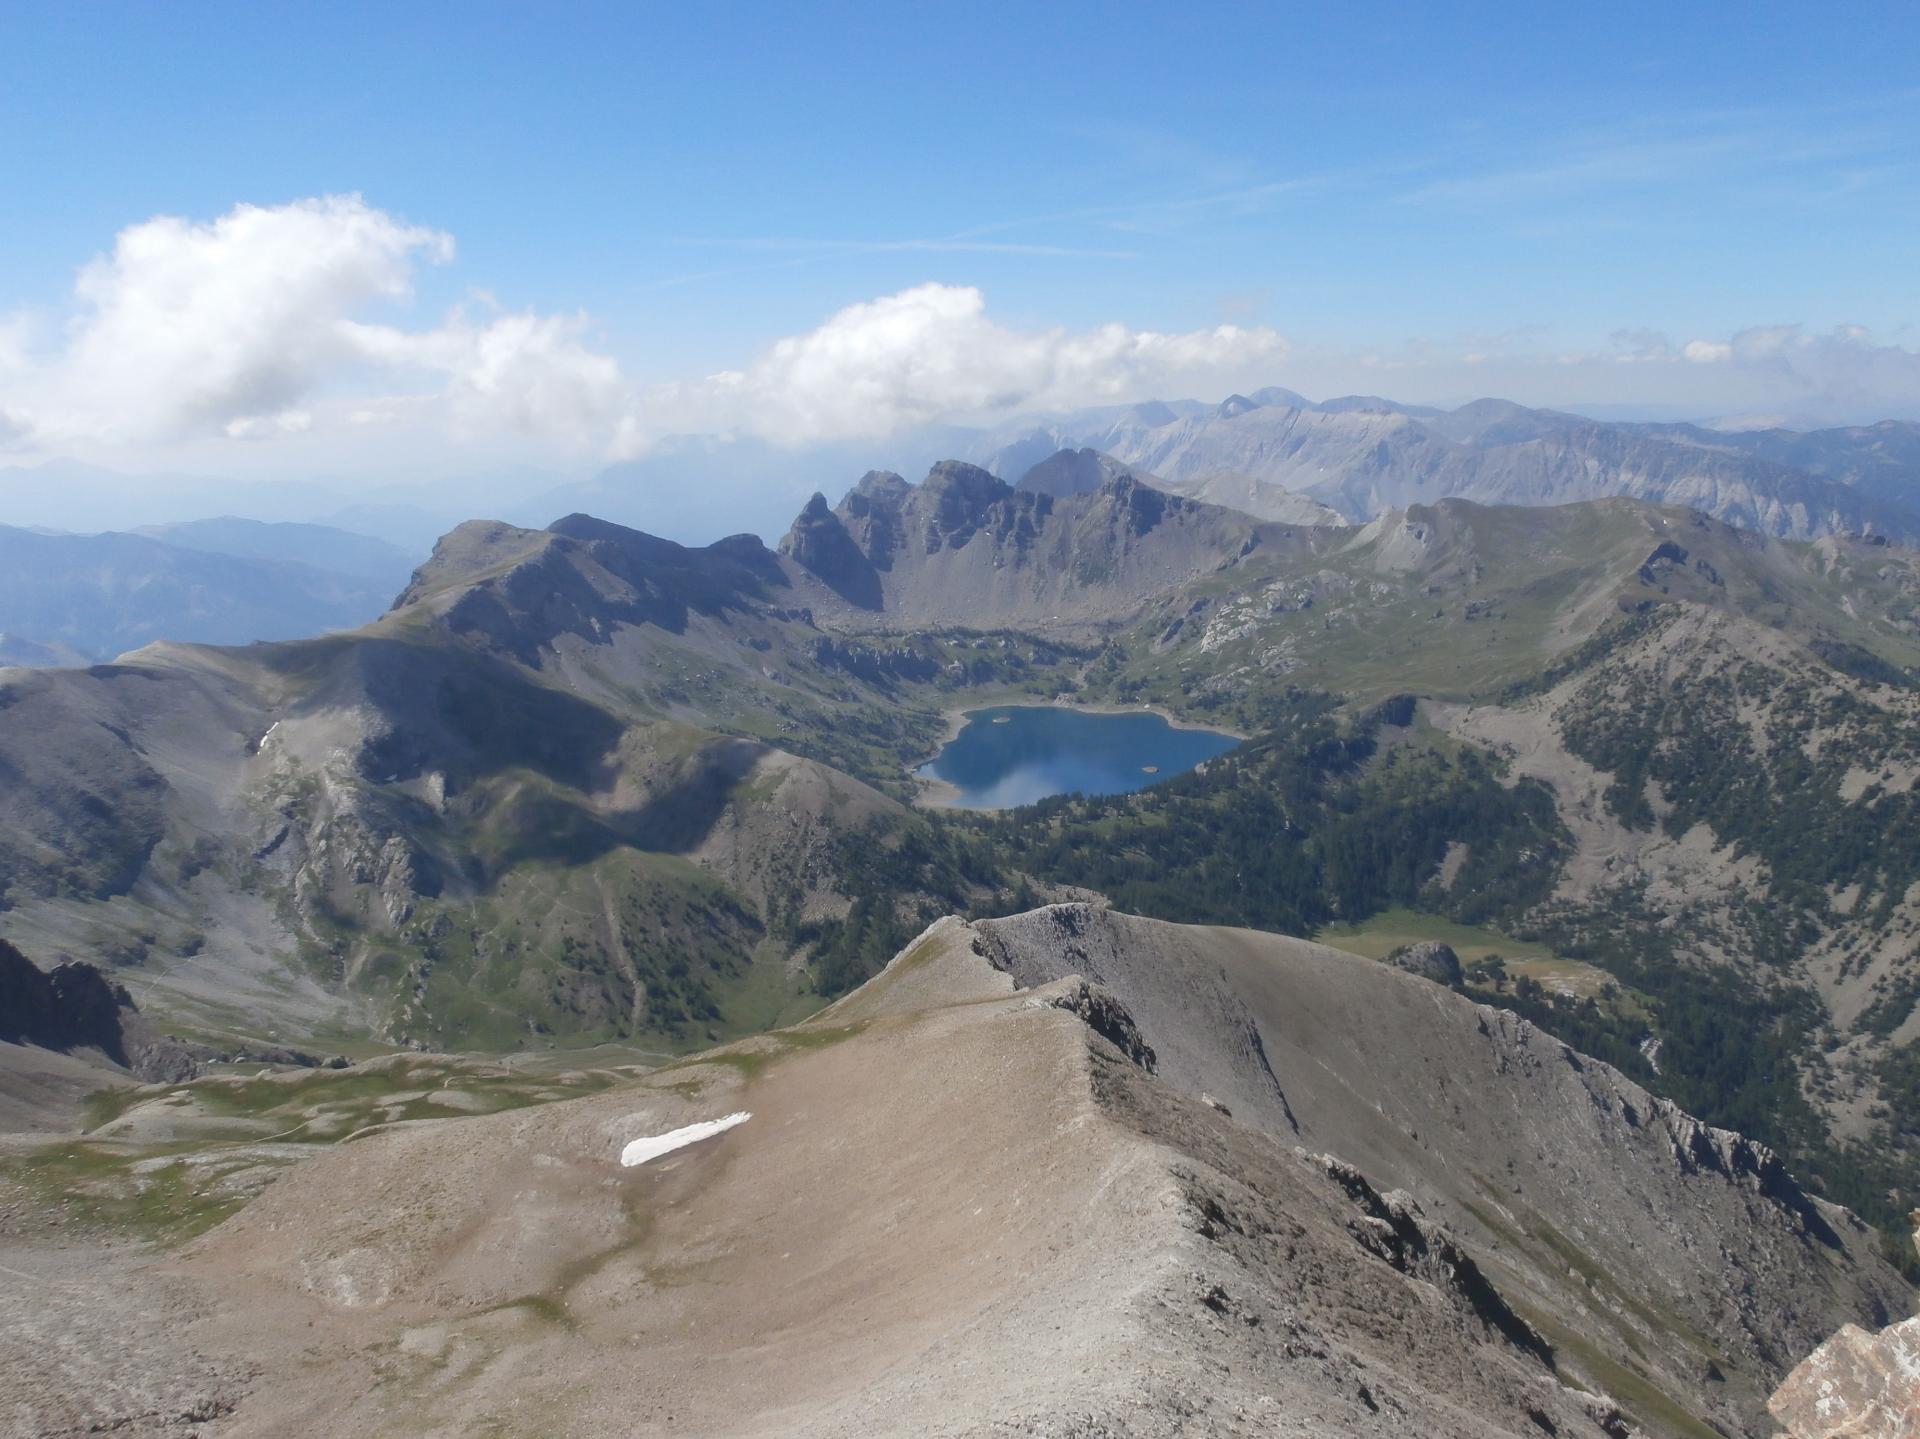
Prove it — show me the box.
[777,493,881,609]
[0,937,198,1081]
[1768,1316,1920,1438]
[0,939,125,1052]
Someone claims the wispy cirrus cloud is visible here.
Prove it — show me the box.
[1395,94,1920,210]
[673,234,1142,260]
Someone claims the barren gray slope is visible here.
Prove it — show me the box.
[19,904,1898,1437]
[1147,468,1349,526]
[99,935,1628,1438]
[965,905,1913,1437]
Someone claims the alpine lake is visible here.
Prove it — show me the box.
[914,704,1241,810]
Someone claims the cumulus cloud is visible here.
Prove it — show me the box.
[0,195,630,453]
[647,283,1286,447]
[344,306,627,441]
[17,196,452,444]
[1,204,1287,462]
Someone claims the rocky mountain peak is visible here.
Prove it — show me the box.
[1248,385,1314,409]
[917,459,1010,509]
[778,492,880,608]
[390,519,556,610]
[1016,447,1141,499]
[903,461,1019,555]
[1091,470,1178,536]
[848,469,911,508]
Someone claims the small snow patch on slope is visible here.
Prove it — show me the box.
[620,1112,751,1168]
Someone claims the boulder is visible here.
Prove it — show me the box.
[1386,940,1464,987]
[1769,1213,1920,1438]
[1768,1316,1920,1438]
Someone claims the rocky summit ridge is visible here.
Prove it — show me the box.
[3,907,1907,1437]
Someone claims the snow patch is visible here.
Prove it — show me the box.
[620,1111,751,1168]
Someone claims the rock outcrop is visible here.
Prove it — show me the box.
[1386,939,1464,985]
[1769,1214,1920,1438]
[0,937,197,1081]
[776,493,881,608]
[1768,1317,1920,1438]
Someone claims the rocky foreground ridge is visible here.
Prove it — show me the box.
[3,907,1908,1438]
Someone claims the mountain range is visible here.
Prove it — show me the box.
[972,391,1920,545]
[7,456,1920,1434]
[7,391,1920,559]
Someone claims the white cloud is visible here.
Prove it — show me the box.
[646,282,1286,447]
[224,409,313,441]
[0,194,630,453]
[2,206,1287,463]
[35,197,1915,470]
[1677,325,1920,413]
[344,306,626,442]
[21,196,451,443]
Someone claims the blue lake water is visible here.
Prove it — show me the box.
[915,705,1240,810]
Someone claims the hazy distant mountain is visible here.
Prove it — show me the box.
[132,517,421,586]
[972,393,1920,543]
[1630,417,1920,510]
[0,459,580,552]
[0,632,89,668]
[1016,446,1347,527]
[1145,469,1349,526]
[0,526,407,662]
[1013,447,1149,499]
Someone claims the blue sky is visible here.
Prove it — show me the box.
[1,0,1917,481]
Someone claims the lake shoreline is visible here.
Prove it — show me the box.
[908,698,1244,811]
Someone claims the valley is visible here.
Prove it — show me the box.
[11,9,1920,1432]
[7,458,1920,1435]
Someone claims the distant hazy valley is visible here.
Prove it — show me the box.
[0,517,421,663]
